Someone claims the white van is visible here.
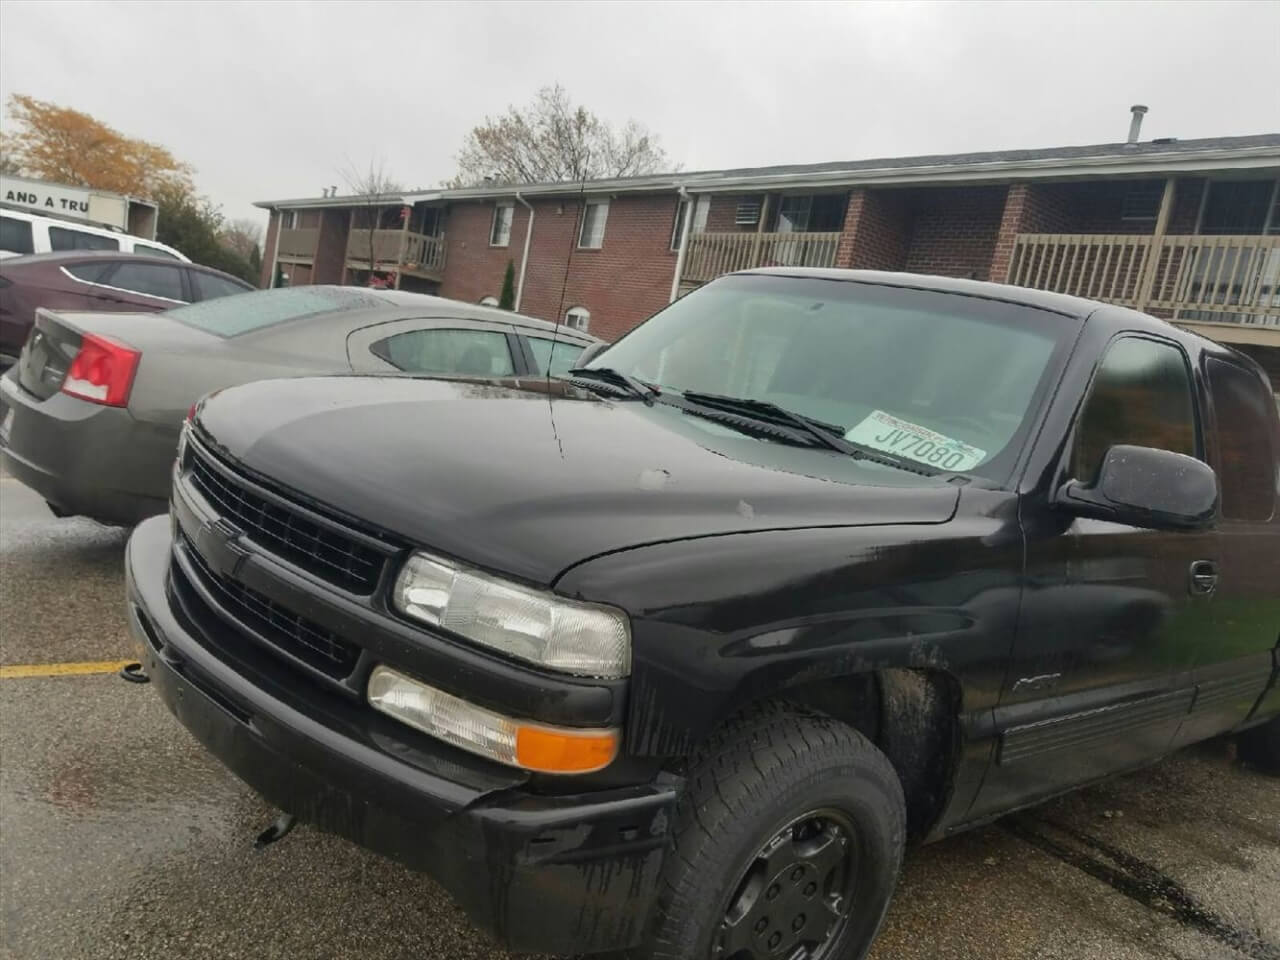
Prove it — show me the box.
[0,208,189,262]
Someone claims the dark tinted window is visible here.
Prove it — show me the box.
[133,243,180,260]
[1072,337,1198,482]
[191,271,250,301]
[1207,357,1277,522]
[372,328,515,376]
[527,337,586,377]
[109,262,185,301]
[1,216,34,254]
[167,286,386,337]
[48,226,119,251]
[65,261,116,283]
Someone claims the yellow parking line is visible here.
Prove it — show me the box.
[0,659,135,678]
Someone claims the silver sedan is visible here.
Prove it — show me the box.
[0,286,595,524]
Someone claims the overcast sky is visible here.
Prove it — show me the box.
[2,0,1277,230]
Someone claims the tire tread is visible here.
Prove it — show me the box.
[643,701,906,960]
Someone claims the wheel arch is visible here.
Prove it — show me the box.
[703,666,963,840]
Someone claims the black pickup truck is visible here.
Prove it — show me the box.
[124,269,1280,960]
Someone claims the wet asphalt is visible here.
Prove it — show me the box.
[1,470,1278,960]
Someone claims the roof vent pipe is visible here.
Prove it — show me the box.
[1127,105,1148,144]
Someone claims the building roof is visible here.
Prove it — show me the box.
[256,133,1280,209]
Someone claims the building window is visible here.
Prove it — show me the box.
[776,194,847,233]
[564,306,590,332]
[1199,179,1275,235]
[280,210,298,230]
[671,196,710,250]
[1120,186,1162,221]
[735,196,762,226]
[490,204,514,246]
[578,200,609,249]
[479,295,499,306]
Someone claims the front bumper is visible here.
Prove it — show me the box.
[0,370,170,524]
[125,515,678,954]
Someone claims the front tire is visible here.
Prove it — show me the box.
[642,702,906,960]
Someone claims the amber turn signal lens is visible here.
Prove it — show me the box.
[515,725,619,774]
[367,665,619,775]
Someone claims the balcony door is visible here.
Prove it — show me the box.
[1179,179,1280,321]
[773,195,846,267]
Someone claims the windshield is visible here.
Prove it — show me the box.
[589,275,1080,483]
[166,286,388,337]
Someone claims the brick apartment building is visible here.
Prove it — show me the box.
[255,119,1280,383]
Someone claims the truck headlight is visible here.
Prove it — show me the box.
[393,552,631,679]
[367,666,619,774]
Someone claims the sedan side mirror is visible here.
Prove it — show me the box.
[575,340,610,367]
[1054,444,1218,531]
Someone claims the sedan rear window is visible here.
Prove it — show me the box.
[65,261,116,283]
[527,336,586,377]
[133,243,180,260]
[165,286,387,337]
[372,328,515,375]
[191,271,251,301]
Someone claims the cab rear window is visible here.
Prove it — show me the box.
[165,286,387,337]
[1207,357,1278,522]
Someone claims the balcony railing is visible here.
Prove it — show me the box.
[1008,233,1280,324]
[345,229,446,275]
[684,231,842,283]
[277,227,319,259]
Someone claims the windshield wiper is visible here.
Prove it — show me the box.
[678,391,939,476]
[566,367,659,405]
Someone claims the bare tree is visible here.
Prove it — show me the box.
[447,85,673,187]
[220,218,262,261]
[338,157,404,286]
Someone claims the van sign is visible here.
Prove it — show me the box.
[0,174,154,237]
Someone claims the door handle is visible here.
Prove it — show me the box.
[1189,560,1218,596]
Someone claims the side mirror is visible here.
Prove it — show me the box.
[575,340,610,367]
[1054,444,1218,531]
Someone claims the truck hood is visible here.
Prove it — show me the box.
[197,376,960,586]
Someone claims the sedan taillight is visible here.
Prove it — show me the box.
[61,333,140,407]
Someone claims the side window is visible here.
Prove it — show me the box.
[1,216,34,254]
[48,226,119,251]
[1071,337,1198,482]
[490,205,513,246]
[191,271,250,301]
[578,200,609,249]
[527,337,586,377]
[64,261,116,283]
[1207,357,1277,522]
[133,243,180,260]
[108,262,185,301]
[371,328,515,376]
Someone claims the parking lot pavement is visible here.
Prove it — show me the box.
[3,477,1278,960]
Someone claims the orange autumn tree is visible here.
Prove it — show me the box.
[0,94,193,199]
